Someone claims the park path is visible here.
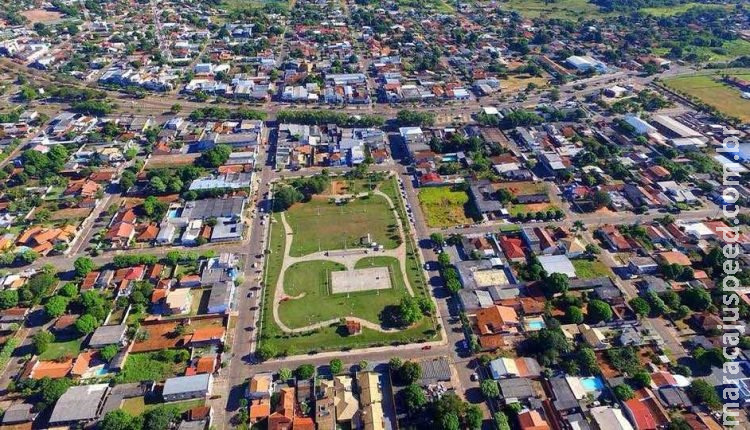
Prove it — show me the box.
[271,191,416,334]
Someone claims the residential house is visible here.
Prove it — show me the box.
[162,374,213,402]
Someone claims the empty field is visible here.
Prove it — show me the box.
[572,258,614,279]
[285,195,399,256]
[278,257,409,329]
[499,0,606,19]
[418,186,475,228]
[640,2,730,16]
[663,70,750,123]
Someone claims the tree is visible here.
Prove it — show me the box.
[592,190,612,209]
[59,282,78,298]
[397,361,422,385]
[75,313,99,335]
[39,377,73,407]
[278,368,293,381]
[631,370,651,388]
[440,413,460,430]
[142,406,180,430]
[416,296,436,315]
[494,411,511,430]
[404,384,427,413]
[681,287,712,312]
[170,104,182,113]
[256,343,276,361]
[430,233,444,246]
[0,289,19,309]
[613,384,635,401]
[465,405,483,430]
[101,344,119,362]
[273,186,304,212]
[576,347,600,375]
[389,357,403,371]
[397,297,422,326]
[295,364,315,380]
[566,306,584,324]
[686,380,721,410]
[329,358,343,374]
[74,257,95,278]
[587,299,613,323]
[359,360,368,370]
[33,331,54,355]
[481,379,500,399]
[100,410,140,430]
[629,297,651,318]
[198,144,232,168]
[44,296,69,318]
[543,273,570,296]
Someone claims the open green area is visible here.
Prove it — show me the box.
[258,177,439,357]
[418,186,475,228]
[285,194,399,257]
[663,69,750,122]
[500,0,606,19]
[397,0,454,13]
[116,350,188,383]
[38,338,82,361]
[120,397,205,416]
[640,2,730,16]
[278,257,411,328]
[572,258,614,279]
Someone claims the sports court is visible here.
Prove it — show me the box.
[330,267,392,294]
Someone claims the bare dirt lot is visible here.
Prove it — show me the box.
[21,9,64,24]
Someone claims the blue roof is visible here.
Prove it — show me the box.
[162,374,211,396]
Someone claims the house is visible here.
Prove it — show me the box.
[1,403,35,426]
[106,222,136,247]
[358,372,385,430]
[498,236,526,262]
[598,225,632,252]
[475,305,520,335]
[517,409,551,430]
[538,255,576,278]
[48,384,109,426]
[579,324,610,349]
[489,357,542,379]
[267,386,295,430]
[88,324,127,348]
[655,251,691,267]
[166,288,192,315]
[498,378,535,401]
[469,180,506,219]
[628,257,659,275]
[332,375,360,426]
[522,227,557,254]
[162,373,213,402]
[590,406,635,430]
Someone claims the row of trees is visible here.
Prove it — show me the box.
[277,110,384,127]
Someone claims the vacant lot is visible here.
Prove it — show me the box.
[500,0,605,19]
[121,397,205,415]
[117,350,188,383]
[502,75,550,92]
[279,257,410,329]
[418,186,474,228]
[664,70,750,123]
[640,2,730,16]
[39,338,82,361]
[21,9,64,23]
[286,195,398,256]
[572,259,614,279]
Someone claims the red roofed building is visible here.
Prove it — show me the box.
[517,410,551,430]
[498,236,526,262]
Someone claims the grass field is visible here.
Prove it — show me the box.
[499,0,606,19]
[502,75,550,92]
[640,2,730,16]
[121,397,205,415]
[663,69,750,123]
[39,338,82,361]
[508,203,558,217]
[258,177,439,356]
[278,257,410,328]
[117,350,188,383]
[286,195,399,257]
[653,40,750,63]
[418,186,474,228]
[572,258,614,279]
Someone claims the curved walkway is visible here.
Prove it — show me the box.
[271,191,416,334]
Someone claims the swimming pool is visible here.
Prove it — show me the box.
[527,320,546,330]
[167,208,180,218]
[580,376,605,391]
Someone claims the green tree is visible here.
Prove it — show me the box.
[329,358,343,374]
[101,344,119,362]
[33,331,55,355]
[465,405,483,430]
[681,287,712,312]
[629,297,651,318]
[397,296,422,326]
[44,296,69,318]
[613,384,635,401]
[576,348,600,375]
[197,144,232,168]
[430,232,444,245]
[440,413,460,430]
[295,364,315,380]
[481,379,500,399]
[631,370,651,388]
[686,380,721,410]
[75,313,99,335]
[256,343,276,361]
[565,306,584,324]
[142,406,180,430]
[0,289,19,309]
[404,384,427,413]
[74,257,95,278]
[543,273,570,297]
[100,410,140,430]
[39,377,72,408]
[494,411,511,430]
[587,299,613,323]
[278,368,293,380]
[59,283,78,298]
[398,361,422,385]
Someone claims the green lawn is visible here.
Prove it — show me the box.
[663,69,750,123]
[39,338,82,361]
[640,2,730,16]
[572,258,614,279]
[508,203,559,217]
[257,178,439,356]
[121,397,205,415]
[285,194,399,257]
[418,186,474,228]
[500,0,607,19]
[116,350,188,383]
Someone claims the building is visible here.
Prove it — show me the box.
[537,255,576,278]
[162,374,213,402]
[49,384,109,426]
[88,324,127,348]
[590,406,634,430]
